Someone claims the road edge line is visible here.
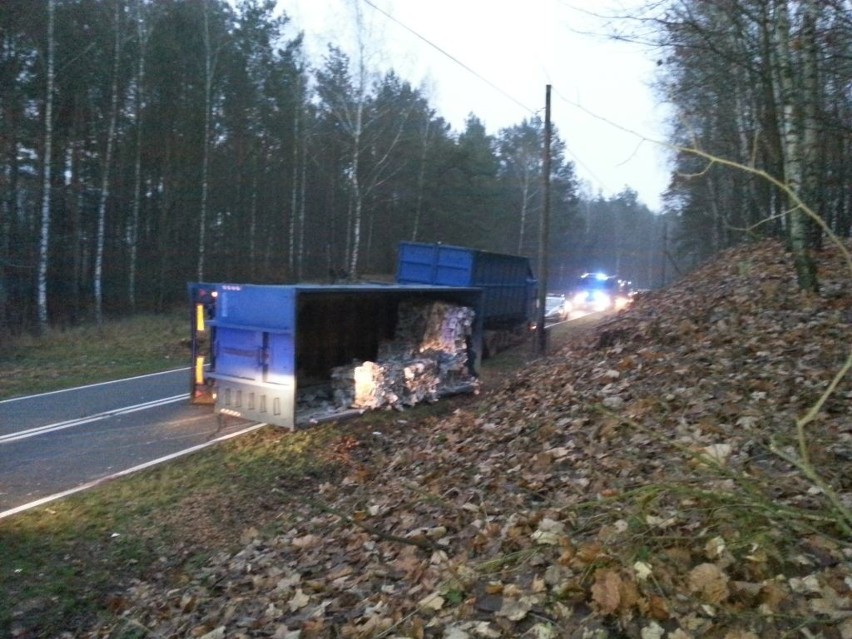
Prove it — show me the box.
[0,367,191,404]
[0,422,267,520]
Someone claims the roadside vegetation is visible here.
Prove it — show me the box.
[0,312,188,401]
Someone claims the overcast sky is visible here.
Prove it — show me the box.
[282,0,670,211]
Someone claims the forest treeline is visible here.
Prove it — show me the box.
[1,0,849,334]
[656,0,852,280]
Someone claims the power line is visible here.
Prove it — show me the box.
[359,0,537,118]
[552,85,657,152]
[357,0,616,196]
[552,86,661,193]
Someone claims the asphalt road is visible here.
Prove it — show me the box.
[0,369,261,517]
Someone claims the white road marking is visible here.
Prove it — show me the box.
[0,422,268,520]
[0,367,190,404]
[0,394,188,444]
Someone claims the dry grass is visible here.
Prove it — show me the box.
[0,312,188,400]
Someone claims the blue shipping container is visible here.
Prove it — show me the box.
[396,242,537,329]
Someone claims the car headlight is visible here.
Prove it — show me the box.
[592,292,611,310]
[573,292,586,306]
[614,295,630,310]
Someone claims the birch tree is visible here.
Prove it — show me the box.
[313,0,381,278]
[197,0,220,281]
[288,72,302,279]
[94,0,124,326]
[127,0,148,311]
[771,0,818,291]
[499,118,544,256]
[410,114,433,243]
[0,0,38,333]
[36,0,55,334]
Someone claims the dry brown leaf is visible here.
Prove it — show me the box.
[641,622,665,639]
[240,526,260,544]
[591,569,623,615]
[754,581,787,613]
[723,631,760,639]
[646,595,670,621]
[688,563,730,604]
[527,623,558,639]
[531,517,566,545]
[496,597,532,621]
[290,534,321,549]
[619,577,640,613]
[273,625,302,639]
[574,541,604,566]
[342,615,394,638]
[288,588,310,612]
[418,592,445,611]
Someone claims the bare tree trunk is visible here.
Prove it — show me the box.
[288,145,297,279]
[128,0,147,311]
[800,0,821,251]
[94,0,123,327]
[288,78,301,279]
[411,117,431,242]
[772,0,818,292]
[70,126,84,323]
[0,138,15,333]
[517,175,531,255]
[344,197,354,273]
[297,144,306,280]
[346,0,367,278]
[197,0,217,281]
[249,168,257,279]
[348,152,363,277]
[36,0,56,334]
[365,200,374,271]
[321,3,410,277]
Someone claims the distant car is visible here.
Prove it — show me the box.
[544,294,569,323]
[571,273,630,313]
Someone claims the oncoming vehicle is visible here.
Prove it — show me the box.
[544,294,569,323]
[571,273,630,313]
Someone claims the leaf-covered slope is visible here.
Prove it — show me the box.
[98,240,851,639]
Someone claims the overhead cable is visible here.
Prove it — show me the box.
[358,0,612,193]
[359,0,537,118]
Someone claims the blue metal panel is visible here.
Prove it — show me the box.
[395,242,439,283]
[397,242,474,287]
[267,331,295,385]
[215,326,263,381]
[212,284,297,384]
[215,284,296,332]
[397,242,536,328]
[209,285,297,428]
[433,245,475,286]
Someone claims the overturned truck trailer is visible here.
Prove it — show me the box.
[190,283,483,429]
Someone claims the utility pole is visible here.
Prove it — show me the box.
[536,85,552,355]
